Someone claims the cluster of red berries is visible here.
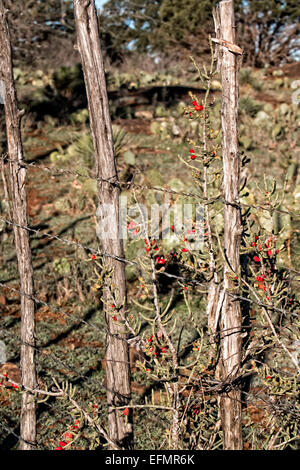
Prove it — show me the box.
[188,148,216,161]
[146,335,168,357]
[93,403,98,417]
[144,238,190,264]
[252,236,279,264]
[148,345,167,356]
[54,420,79,450]
[0,373,19,390]
[189,148,197,160]
[256,274,267,292]
[110,304,119,321]
[144,239,166,264]
[188,99,204,118]
[192,100,203,112]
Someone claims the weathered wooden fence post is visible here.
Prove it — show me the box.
[0,1,37,450]
[214,0,243,450]
[73,0,133,449]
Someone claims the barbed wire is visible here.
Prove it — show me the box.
[0,214,211,287]
[0,225,298,335]
[0,420,48,450]
[1,156,299,449]
[1,331,297,417]
[2,155,300,218]
[0,285,298,448]
[1,154,205,199]
[1,212,300,286]
[0,282,105,334]
[0,273,298,354]
[1,308,298,449]
[0,328,106,389]
[0,375,297,451]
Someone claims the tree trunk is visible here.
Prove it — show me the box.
[0,1,37,450]
[214,0,243,450]
[73,0,133,449]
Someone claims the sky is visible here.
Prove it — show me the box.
[95,0,106,10]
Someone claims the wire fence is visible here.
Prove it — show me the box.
[0,144,299,450]
[2,154,300,218]
[0,0,299,450]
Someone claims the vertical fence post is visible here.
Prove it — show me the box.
[0,1,37,450]
[73,0,133,449]
[214,0,243,450]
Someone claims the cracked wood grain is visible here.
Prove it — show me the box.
[73,0,133,449]
[0,0,37,450]
[215,0,243,450]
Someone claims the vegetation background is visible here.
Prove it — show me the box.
[0,0,299,450]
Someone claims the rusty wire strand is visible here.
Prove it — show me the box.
[1,155,300,218]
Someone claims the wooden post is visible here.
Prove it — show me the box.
[73,0,133,449]
[0,1,37,450]
[214,0,243,450]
